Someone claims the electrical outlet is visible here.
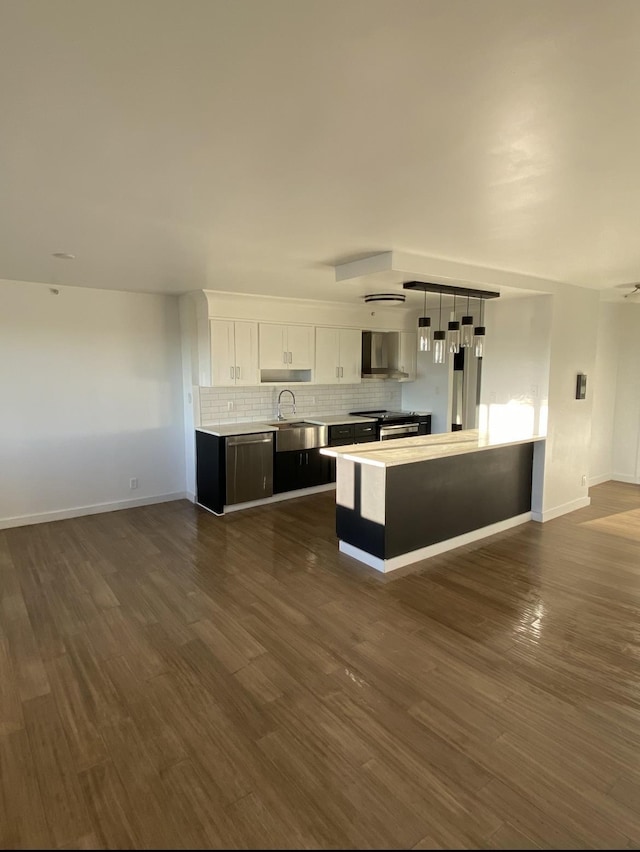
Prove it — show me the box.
[581,474,587,486]
[227,401,234,411]
[130,477,139,490]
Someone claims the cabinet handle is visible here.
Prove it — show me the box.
[340,366,344,378]
[236,366,240,379]
[283,351,287,364]
[230,366,234,380]
[288,351,292,364]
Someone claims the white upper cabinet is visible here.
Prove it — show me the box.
[233,321,259,385]
[259,323,314,370]
[258,324,287,369]
[397,331,417,382]
[286,324,314,369]
[314,327,340,384]
[339,328,362,383]
[315,327,362,384]
[209,319,258,386]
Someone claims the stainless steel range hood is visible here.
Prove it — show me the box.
[361,331,408,379]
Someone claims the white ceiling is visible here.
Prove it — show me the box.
[3,0,640,304]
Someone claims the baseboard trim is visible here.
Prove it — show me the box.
[612,473,640,485]
[588,474,612,487]
[0,492,189,531]
[531,495,591,523]
[339,512,533,574]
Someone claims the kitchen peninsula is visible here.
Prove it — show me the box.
[322,429,545,572]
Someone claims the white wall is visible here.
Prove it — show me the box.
[541,284,599,518]
[179,294,199,499]
[612,301,640,483]
[589,301,621,485]
[480,295,552,440]
[480,287,601,519]
[479,295,553,518]
[0,280,186,528]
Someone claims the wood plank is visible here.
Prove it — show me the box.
[0,632,24,735]
[0,729,51,849]
[22,694,93,848]
[78,762,139,849]
[44,653,107,771]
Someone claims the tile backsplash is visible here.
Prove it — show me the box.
[198,381,402,425]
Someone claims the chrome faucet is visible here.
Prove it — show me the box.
[277,389,296,421]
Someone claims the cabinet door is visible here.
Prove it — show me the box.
[259,324,287,369]
[306,448,335,486]
[315,327,340,384]
[298,449,331,489]
[210,319,236,386]
[287,324,314,369]
[234,321,259,385]
[338,328,362,384]
[273,450,298,493]
[398,332,417,381]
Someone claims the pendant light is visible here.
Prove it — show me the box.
[417,288,431,352]
[433,291,446,364]
[447,293,461,353]
[474,297,486,358]
[460,293,474,348]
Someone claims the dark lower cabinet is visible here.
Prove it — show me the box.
[328,422,378,444]
[196,431,225,514]
[274,448,334,493]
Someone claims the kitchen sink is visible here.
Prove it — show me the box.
[269,421,310,429]
[266,421,328,452]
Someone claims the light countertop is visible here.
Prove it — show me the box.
[197,413,377,436]
[197,422,277,437]
[321,428,545,468]
[303,415,377,426]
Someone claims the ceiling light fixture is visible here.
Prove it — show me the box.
[474,297,486,358]
[447,293,461,354]
[433,291,446,365]
[363,293,406,305]
[460,293,474,348]
[417,288,431,352]
[52,252,76,260]
[403,281,499,361]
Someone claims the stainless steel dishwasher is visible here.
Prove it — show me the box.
[225,432,274,505]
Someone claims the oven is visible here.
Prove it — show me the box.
[349,410,432,441]
[379,422,420,441]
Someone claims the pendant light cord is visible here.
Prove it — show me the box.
[438,291,442,330]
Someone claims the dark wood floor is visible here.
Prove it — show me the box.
[2,482,640,848]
